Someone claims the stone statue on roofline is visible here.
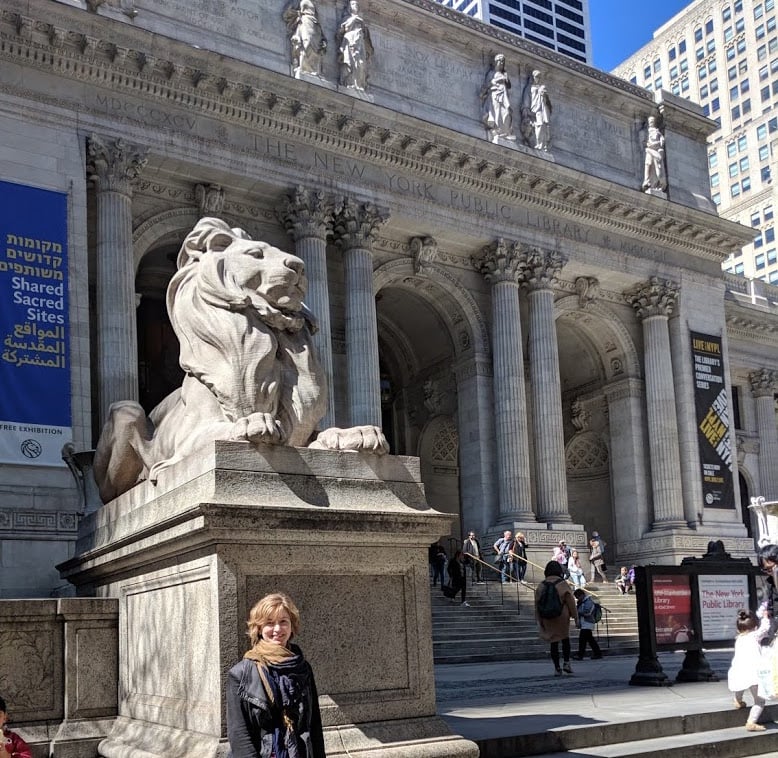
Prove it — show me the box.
[642,114,667,196]
[337,0,373,92]
[521,69,552,151]
[94,217,388,503]
[480,53,516,144]
[283,0,328,80]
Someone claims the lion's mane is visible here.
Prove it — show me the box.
[94,218,327,501]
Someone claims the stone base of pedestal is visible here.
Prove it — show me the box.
[622,528,755,566]
[98,716,478,758]
[59,442,477,758]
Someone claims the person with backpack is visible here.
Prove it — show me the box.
[535,560,577,676]
[572,588,603,660]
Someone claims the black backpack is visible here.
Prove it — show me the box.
[537,577,564,619]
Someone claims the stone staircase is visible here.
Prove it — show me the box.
[477,703,778,758]
[431,576,640,664]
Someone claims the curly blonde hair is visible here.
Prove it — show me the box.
[246,593,301,646]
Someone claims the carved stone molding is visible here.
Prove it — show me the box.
[624,277,679,320]
[574,276,600,308]
[518,246,566,291]
[471,238,522,284]
[86,134,148,195]
[410,236,438,276]
[0,7,750,262]
[603,376,644,403]
[194,183,224,216]
[0,508,78,535]
[278,186,336,240]
[749,368,778,397]
[332,198,388,250]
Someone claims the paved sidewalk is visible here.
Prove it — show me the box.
[436,649,742,742]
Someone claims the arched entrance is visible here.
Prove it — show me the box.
[373,258,486,539]
[375,283,461,534]
[555,296,641,556]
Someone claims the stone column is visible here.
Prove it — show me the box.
[332,199,387,428]
[750,369,778,500]
[604,378,651,544]
[471,239,534,521]
[520,246,569,524]
[454,355,498,532]
[280,187,336,430]
[87,134,148,426]
[625,278,686,528]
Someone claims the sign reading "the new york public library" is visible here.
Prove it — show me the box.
[0,179,70,466]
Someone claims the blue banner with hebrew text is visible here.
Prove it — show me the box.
[0,180,70,466]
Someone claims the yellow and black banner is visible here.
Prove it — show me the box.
[691,331,733,509]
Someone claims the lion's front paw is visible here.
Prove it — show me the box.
[310,425,390,455]
[230,413,284,445]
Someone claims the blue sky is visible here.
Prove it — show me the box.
[590,0,695,71]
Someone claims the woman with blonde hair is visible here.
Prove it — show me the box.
[226,592,325,757]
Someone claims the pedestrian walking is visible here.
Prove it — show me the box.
[728,609,770,731]
[572,589,603,660]
[535,560,577,676]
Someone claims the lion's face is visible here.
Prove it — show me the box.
[226,237,308,312]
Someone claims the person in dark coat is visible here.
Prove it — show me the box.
[463,531,483,584]
[226,592,325,758]
[432,544,447,587]
[447,550,469,607]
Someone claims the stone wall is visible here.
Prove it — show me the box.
[0,599,118,757]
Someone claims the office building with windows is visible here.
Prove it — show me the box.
[613,0,778,284]
[434,0,591,63]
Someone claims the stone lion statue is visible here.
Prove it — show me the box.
[94,217,388,503]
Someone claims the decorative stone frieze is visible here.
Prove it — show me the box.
[410,236,438,276]
[518,246,566,291]
[749,368,778,397]
[574,276,600,308]
[470,238,523,283]
[0,7,751,260]
[279,186,335,240]
[194,183,224,216]
[624,276,679,319]
[333,198,387,251]
[86,135,148,195]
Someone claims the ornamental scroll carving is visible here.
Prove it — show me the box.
[624,277,679,320]
[749,368,778,397]
[87,135,148,195]
[410,236,438,276]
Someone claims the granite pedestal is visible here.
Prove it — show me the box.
[59,441,477,758]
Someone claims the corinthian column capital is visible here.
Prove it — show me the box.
[749,368,778,397]
[624,277,679,320]
[332,198,388,251]
[517,245,566,291]
[87,134,148,194]
[279,186,336,241]
[471,238,523,284]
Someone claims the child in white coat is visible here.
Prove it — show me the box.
[728,609,770,731]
